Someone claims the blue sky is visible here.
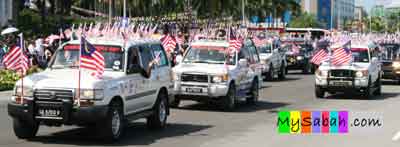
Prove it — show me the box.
[356,0,376,12]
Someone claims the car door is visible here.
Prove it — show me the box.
[124,46,148,114]
[137,45,159,110]
[237,46,251,91]
[150,43,171,104]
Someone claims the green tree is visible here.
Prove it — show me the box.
[288,12,321,28]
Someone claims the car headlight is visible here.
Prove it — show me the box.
[171,70,180,81]
[355,70,368,78]
[14,85,33,97]
[296,56,304,60]
[77,89,104,100]
[393,61,400,69]
[315,69,328,77]
[212,74,229,83]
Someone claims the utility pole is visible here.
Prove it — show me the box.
[242,0,245,25]
[123,0,126,18]
[109,0,112,24]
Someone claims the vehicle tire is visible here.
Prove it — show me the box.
[278,63,286,80]
[169,97,180,108]
[100,100,125,142]
[266,65,274,81]
[221,84,236,111]
[363,78,372,99]
[246,80,259,105]
[13,119,39,139]
[315,86,325,98]
[373,76,382,96]
[147,91,168,130]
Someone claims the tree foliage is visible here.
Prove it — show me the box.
[288,12,321,28]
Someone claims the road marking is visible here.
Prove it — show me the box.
[392,131,400,141]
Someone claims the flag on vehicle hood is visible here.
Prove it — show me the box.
[80,35,105,78]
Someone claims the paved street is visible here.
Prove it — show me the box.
[0,71,399,147]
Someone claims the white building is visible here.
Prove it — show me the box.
[0,0,13,27]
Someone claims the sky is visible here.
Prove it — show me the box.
[356,0,400,13]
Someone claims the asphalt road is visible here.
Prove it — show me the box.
[0,71,400,147]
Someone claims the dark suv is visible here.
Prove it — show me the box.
[284,43,315,74]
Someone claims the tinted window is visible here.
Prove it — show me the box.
[127,47,140,73]
[248,45,259,63]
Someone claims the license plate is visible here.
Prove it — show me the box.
[37,109,61,117]
[330,81,352,86]
[185,87,204,93]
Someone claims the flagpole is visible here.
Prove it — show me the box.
[20,33,24,104]
[77,36,82,107]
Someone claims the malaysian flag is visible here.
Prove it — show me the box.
[331,47,352,66]
[3,33,29,75]
[80,36,105,78]
[310,49,329,65]
[161,34,176,53]
[228,29,242,54]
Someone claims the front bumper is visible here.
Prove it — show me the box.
[315,76,369,92]
[8,98,108,125]
[173,81,229,99]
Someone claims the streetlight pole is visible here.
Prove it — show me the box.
[242,0,246,25]
[123,0,126,18]
[109,0,112,24]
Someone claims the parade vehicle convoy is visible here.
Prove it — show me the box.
[314,43,382,98]
[171,39,262,110]
[8,38,174,141]
[258,40,287,81]
[283,41,315,74]
[379,43,400,84]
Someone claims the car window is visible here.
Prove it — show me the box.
[127,47,141,74]
[151,44,169,67]
[248,45,260,63]
[239,46,253,63]
[139,45,154,70]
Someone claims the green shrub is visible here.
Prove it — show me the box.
[0,66,43,91]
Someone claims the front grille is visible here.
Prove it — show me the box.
[34,89,74,100]
[181,74,209,83]
[330,70,354,78]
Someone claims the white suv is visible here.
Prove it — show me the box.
[8,38,174,141]
[258,41,287,81]
[315,43,382,98]
[172,39,262,110]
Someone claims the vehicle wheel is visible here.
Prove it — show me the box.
[221,84,236,111]
[363,78,372,99]
[266,65,274,81]
[169,97,180,108]
[13,119,39,139]
[147,91,168,129]
[373,77,382,96]
[278,64,286,80]
[246,80,259,104]
[100,100,124,142]
[315,86,325,98]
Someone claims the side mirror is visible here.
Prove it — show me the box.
[238,59,248,67]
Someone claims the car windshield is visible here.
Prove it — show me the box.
[351,48,369,63]
[381,44,400,60]
[258,44,272,53]
[50,44,124,71]
[300,44,313,52]
[183,46,236,65]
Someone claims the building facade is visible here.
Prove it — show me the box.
[300,0,355,30]
[0,0,13,27]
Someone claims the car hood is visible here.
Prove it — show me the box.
[16,69,125,89]
[173,63,231,75]
[319,62,370,71]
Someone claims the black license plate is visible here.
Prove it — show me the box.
[186,88,203,93]
[330,81,352,86]
[37,108,62,117]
